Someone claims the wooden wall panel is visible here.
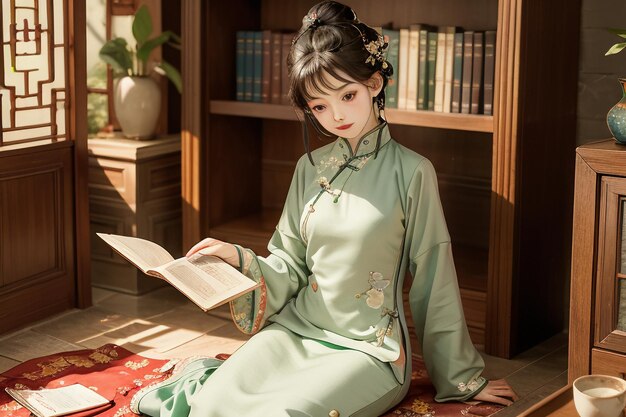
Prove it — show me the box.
[2,170,60,284]
[0,145,75,334]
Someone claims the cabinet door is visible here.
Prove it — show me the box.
[595,176,626,353]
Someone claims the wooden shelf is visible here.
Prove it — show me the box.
[210,100,494,133]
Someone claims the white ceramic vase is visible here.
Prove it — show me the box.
[114,76,161,140]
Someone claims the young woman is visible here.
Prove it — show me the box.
[131,2,517,416]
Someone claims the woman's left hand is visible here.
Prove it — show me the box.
[473,379,519,406]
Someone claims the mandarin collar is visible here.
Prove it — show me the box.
[336,122,391,159]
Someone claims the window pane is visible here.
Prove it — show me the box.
[87,93,108,135]
[86,0,108,90]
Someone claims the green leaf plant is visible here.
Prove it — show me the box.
[98,5,182,93]
[606,28,626,56]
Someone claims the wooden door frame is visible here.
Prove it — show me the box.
[69,0,91,308]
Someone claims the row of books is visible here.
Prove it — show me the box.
[382,26,496,115]
[235,27,496,116]
[235,31,294,105]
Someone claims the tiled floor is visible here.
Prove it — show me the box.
[0,285,568,415]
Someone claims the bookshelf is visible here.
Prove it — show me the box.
[181,0,581,358]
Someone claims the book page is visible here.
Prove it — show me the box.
[155,254,259,311]
[97,233,175,272]
[5,384,110,417]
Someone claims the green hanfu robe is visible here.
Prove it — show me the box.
[131,123,487,417]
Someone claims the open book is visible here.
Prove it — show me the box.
[5,384,112,417]
[97,233,260,311]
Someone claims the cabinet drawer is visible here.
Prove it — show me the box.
[592,348,626,378]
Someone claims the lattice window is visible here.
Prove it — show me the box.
[0,0,68,146]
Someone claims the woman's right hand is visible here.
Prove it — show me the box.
[186,237,240,269]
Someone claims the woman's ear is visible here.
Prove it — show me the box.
[367,72,384,97]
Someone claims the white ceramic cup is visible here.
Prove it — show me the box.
[573,374,626,417]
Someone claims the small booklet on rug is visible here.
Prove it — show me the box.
[97,233,260,311]
[5,383,112,417]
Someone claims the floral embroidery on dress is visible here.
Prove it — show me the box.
[457,376,484,392]
[355,271,390,309]
[230,276,267,334]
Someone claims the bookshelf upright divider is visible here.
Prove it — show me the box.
[182,0,581,358]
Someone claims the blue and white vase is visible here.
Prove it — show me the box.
[607,78,626,144]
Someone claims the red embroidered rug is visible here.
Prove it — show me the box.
[0,344,173,417]
[0,345,502,417]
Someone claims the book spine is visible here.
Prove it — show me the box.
[417,29,428,110]
[442,26,456,113]
[281,33,293,105]
[407,24,420,110]
[398,28,410,109]
[483,30,496,115]
[461,31,474,114]
[252,31,263,103]
[471,31,484,114]
[235,31,245,101]
[434,29,446,112]
[261,30,271,103]
[451,32,464,113]
[244,31,254,101]
[426,31,437,111]
[382,29,400,109]
[270,32,282,104]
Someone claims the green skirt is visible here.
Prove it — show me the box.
[131,323,402,417]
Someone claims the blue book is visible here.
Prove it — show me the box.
[235,31,246,101]
[252,31,263,102]
[382,29,399,109]
[244,31,254,101]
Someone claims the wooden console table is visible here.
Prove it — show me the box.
[88,135,182,294]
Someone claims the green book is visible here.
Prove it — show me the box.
[252,31,263,102]
[417,28,428,109]
[235,31,246,101]
[451,32,464,113]
[382,29,400,109]
[426,31,438,111]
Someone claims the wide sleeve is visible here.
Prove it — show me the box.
[405,158,487,402]
[229,156,311,334]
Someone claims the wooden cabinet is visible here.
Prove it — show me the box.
[570,139,626,381]
[88,136,182,294]
[180,0,580,357]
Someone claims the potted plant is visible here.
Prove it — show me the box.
[99,5,181,139]
[605,29,626,144]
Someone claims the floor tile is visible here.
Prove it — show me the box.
[31,307,137,345]
[95,286,191,319]
[0,355,20,373]
[493,371,568,416]
[0,331,83,362]
[133,323,250,360]
[92,287,117,304]
[76,319,206,353]
[503,345,569,397]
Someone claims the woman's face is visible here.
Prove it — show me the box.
[306,71,382,141]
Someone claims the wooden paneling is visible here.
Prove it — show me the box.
[592,348,626,378]
[88,137,182,294]
[0,146,75,334]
